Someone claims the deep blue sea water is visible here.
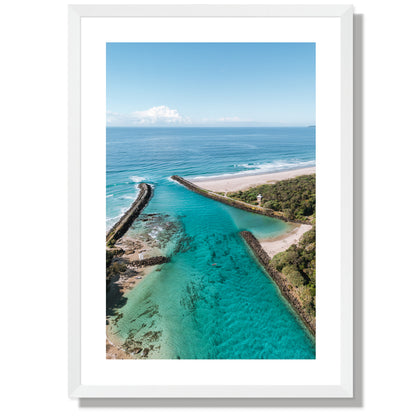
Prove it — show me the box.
[107,127,316,359]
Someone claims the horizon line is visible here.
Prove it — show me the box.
[106,125,316,128]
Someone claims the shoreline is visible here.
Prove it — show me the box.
[240,231,316,336]
[172,172,316,336]
[192,166,315,193]
[106,182,153,245]
[107,172,316,357]
[259,224,313,258]
[171,175,311,225]
[106,208,179,359]
[106,332,135,360]
[106,257,160,359]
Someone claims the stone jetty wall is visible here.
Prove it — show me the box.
[106,183,153,245]
[131,256,169,267]
[171,175,309,225]
[240,230,316,336]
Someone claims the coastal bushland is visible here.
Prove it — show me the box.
[230,174,316,320]
[228,174,315,222]
[271,226,316,317]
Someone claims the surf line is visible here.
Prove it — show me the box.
[106,182,153,246]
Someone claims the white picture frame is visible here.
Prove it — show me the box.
[68,4,353,399]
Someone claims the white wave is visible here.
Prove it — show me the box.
[106,194,113,198]
[106,212,124,222]
[239,160,315,174]
[130,175,146,183]
[106,213,124,230]
[190,160,315,181]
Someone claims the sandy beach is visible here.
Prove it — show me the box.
[106,236,162,359]
[106,335,135,360]
[191,167,315,256]
[193,166,316,193]
[259,224,313,258]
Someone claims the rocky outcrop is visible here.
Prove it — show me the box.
[131,256,169,267]
[106,183,153,245]
[171,175,309,225]
[240,231,316,336]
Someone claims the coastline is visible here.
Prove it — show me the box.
[259,224,313,258]
[106,332,135,360]
[240,231,316,336]
[107,171,316,358]
[171,175,311,225]
[190,167,316,256]
[106,185,171,359]
[107,236,164,293]
[106,182,153,245]
[172,171,316,337]
[106,237,163,360]
[106,225,174,359]
[192,166,316,193]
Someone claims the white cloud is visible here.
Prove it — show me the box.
[107,108,253,126]
[132,105,189,125]
[106,111,121,124]
[107,106,190,126]
[217,116,241,122]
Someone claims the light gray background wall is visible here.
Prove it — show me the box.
[1,0,415,414]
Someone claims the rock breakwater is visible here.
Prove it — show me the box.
[171,175,309,225]
[131,256,169,267]
[240,230,316,336]
[106,183,153,245]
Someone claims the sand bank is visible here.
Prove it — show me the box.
[192,166,316,193]
[106,335,135,360]
[259,224,313,258]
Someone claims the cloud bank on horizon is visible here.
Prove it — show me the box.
[107,105,190,126]
[107,105,250,127]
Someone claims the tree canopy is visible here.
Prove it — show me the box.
[228,174,315,222]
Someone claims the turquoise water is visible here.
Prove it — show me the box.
[107,127,315,359]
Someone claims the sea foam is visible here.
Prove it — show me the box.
[191,160,315,181]
[130,175,146,183]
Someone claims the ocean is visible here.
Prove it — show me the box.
[107,127,316,359]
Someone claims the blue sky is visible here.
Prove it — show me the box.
[106,43,315,127]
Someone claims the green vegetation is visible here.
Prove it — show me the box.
[107,260,127,279]
[106,250,115,268]
[228,174,315,222]
[233,174,316,320]
[106,248,126,279]
[270,226,316,316]
[106,238,116,248]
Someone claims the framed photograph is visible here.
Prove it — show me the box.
[69,5,353,398]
